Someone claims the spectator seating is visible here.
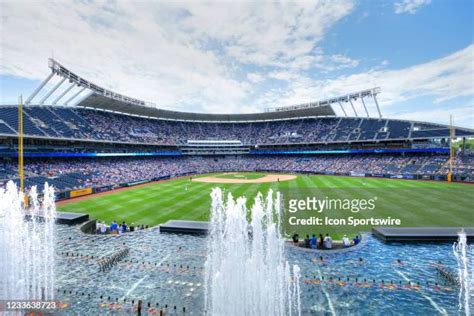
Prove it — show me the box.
[2,153,471,193]
[0,105,470,145]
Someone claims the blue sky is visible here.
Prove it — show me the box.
[0,0,473,127]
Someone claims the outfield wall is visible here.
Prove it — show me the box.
[53,175,173,201]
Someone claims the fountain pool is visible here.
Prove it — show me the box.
[1,183,472,315]
[46,225,472,315]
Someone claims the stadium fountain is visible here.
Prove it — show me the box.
[0,181,56,301]
[205,188,301,316]
[453,229,473,316]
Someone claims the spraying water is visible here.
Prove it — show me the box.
[0,181,56,301]
[453,229,473,316]
[205,188,301,316]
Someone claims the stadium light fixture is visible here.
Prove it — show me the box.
[269,87,381,118]
[26,58,157,108]
[48,58,156,108]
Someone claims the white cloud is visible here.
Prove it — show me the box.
[0,1,247,112]
[0,0,472,128]
[247,73,263,83]
[394,0,431,14]
[0,0,354,113]
[319,44,474,106]
[180,1,354,67]
[251,45,474,127]
[268,71,299,81]
[319,54,359,71]
[394,105,473,129]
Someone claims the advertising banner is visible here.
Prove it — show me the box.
[69,187,93,198]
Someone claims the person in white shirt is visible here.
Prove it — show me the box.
[323,234,333,249]
[100,221,107,234]
[342,235,351,247]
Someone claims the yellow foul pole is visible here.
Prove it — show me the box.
[18,95,24,193]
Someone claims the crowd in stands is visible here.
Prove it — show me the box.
[1,153,473,193]
[1,105,470,145]
[292,232,361,250]
[440,151,474,179]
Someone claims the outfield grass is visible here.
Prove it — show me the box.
[58,173,474,239]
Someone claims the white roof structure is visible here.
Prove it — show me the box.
[25,59,385,122]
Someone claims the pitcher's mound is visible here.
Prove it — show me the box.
[192,174,296,184]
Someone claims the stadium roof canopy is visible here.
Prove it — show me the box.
[25,59,386,122]
[76,93,336,122]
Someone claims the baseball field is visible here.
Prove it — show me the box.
[57,173,474,238]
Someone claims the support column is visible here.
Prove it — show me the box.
[337,101,347,116]
[373,94,382,118]
[39,77,66,105]
[65,87,86,105]
[52,82,76,105]
[349,99,358,117]
[360,95,369,117]
[25,72,55,105]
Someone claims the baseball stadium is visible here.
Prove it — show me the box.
[0,57,473,315]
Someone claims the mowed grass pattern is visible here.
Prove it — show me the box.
[58,174,474,238]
